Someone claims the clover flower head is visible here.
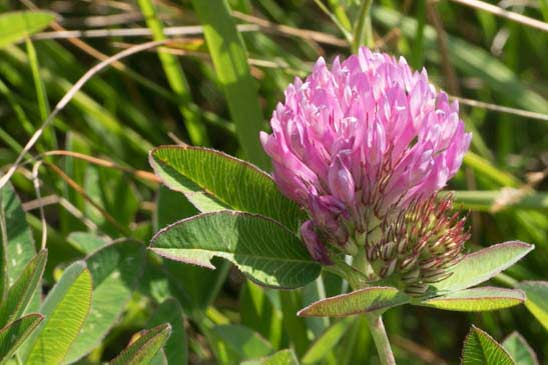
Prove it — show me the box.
[261,47,471,292]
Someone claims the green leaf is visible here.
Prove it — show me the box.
[461,326,515,365]
[516,281,548,330]
[65,241,146,363]
[0,250,47,328]
[297,287,408,317]
[0,314,43,364]
[0,187,8,304]
[150,211,320,289]
[0,11,56,49]
[241,349,300,365]
[110,324,172,365]
[1,183,36,287]
[211,324,273,361]
[149,146,305,231]
[190,0,270,168]
[502,332,538,365]
[147,298,187,365]
[67,232,107,254]
[433,241,533,292]
[25,261,93,365]
[302,318,352,364]
[420,287,525,312]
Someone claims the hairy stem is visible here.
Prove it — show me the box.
[365,312,396,365]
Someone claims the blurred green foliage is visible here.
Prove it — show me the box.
[0,0,546,364]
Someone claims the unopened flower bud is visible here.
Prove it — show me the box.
[380,241,396,260]
[368,195,469,296]
[328,156,355,206]
[401,268,420,284]
[309,195,343,230]
[300,221,332,265]
[419,257,439,270]
[406,283,429,296]
[380,258,398,277]
[421,269,452,284]
[399,255,419,273]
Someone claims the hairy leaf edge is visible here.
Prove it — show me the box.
[461,325,515,365]
[297,286,408,317]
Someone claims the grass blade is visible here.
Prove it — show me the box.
[352,0,375,51]
[191,0,269,168]
[452,190,548,211]
[137,0,208,146]
[372,7,548,113]
[449,0,548,33]
[0,190,8,304]
[25,38,56,149]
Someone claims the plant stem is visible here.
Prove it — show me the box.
[493,272,518,287]
[365,312,396,365]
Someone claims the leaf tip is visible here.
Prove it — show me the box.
[296,306,310,317]
[505,240,534,252]
[514,288,526,302]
